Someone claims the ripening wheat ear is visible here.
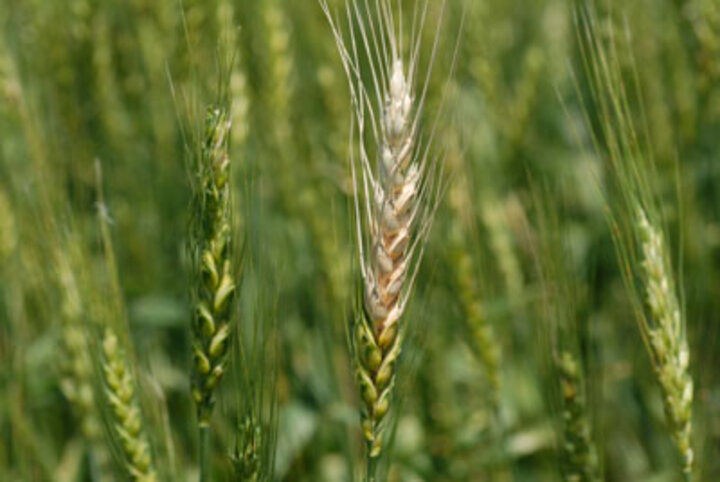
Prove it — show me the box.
[320,0,456,465]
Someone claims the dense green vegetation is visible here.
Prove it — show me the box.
[0,0,718,480]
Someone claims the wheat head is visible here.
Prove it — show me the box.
[189,106,235,426]
[102,328,158,482]
[321,0,452,460]
[637,207,693,478]
[556,350,601,482]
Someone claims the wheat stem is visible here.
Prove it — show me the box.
[199,425,211,482]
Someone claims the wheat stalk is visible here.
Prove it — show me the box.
[636,208,693,479]
[101,328,158,482]
[321,0,451,466]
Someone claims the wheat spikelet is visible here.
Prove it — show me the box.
[101,328,158,482]
[189,106,235,426]
[321,0,452,461]
[556,351,600,482]
[637,207,693,478]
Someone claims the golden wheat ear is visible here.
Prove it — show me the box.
[320,0,460,469]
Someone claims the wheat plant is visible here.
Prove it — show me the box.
[3,0,720,480]
[188,104,236,481]
[533,188,601,482]
[575,2,695,478]
[320,0,454,476]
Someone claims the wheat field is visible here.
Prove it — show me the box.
[1,0,719,481]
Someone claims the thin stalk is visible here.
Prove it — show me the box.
[199,425,211,482]
[366,453,378,482]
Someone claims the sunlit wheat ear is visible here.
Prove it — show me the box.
[637,207,693,478]
[321,0,453,460]
[102,328,158,482]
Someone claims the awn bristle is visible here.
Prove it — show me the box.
[637,208,693,479]
[190,107,235,426]
[217,0,249,149]
[102,328,158,482]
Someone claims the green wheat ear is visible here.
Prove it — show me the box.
[102,327,158,482]
[637,208,693,478]
[190,106,235,426]
[556,350,601,482]
[231,416,262,482]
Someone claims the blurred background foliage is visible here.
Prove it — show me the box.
[0,0,719,480]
